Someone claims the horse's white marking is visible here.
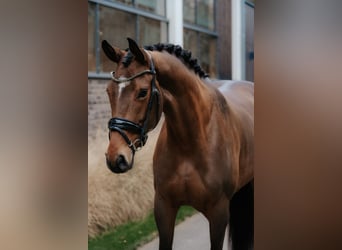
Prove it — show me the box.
[116,50,152,99]
[117,77,131,98]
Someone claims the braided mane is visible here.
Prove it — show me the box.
[144,43,209,78]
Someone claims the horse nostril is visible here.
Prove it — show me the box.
[106,154,131,174]
[116,155,128,168]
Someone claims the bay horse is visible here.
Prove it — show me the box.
[103,38,254,250]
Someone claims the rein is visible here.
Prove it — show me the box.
[107,55,160,154]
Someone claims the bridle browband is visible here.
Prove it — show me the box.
[108,54,160,155]
[110,69,154,83]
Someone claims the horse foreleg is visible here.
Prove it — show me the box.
[154,193,178,250]
[205,197,229,250]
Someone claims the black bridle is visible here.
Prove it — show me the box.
[108,55,160,154]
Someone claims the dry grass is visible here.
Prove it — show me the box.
[88,119,163,238]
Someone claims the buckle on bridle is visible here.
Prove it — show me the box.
[129,136,148,152]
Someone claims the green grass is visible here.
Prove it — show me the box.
[88,206,197,250]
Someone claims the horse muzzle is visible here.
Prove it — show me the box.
[106,154,133,174]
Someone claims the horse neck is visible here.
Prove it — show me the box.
[152,51,213,148]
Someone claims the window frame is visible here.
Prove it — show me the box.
[88,0,168,77]
[183,0,217,33]
[183,0,219,77]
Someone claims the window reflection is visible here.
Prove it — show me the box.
[197,0,214,30]
[184,29,217,78]
[107,0,166,16]
[183,0,216,77]
[199,33,216,78]
[184,29,198,56]
[89,3,168,73]
[184,0,215,31]
[99,6,136,72]
[139,16,168,45]
[136,0,165,16]
[184,0,196,25]
[108,0,133,7]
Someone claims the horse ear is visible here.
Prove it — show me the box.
[127,37,146,64]
[102,40,121,63]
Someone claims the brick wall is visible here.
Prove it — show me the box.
[88,78,111,140]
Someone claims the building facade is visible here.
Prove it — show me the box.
[88,0,254,138]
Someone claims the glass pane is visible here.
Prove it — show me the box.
[198,33,217,78]
[99,6,136,72]
[139,17,167,46]
[183,0,196,25]
[136,0,165,16]
[109,0,133,7]
[197,0,215,30]
[88,2,96,72]
[183,28,198,58]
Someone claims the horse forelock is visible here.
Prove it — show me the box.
[122,50,133,67]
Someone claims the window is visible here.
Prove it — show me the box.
[139,16,168,46]
[88,0,167,74]
[99,7,136,72]
[183,0,217,78]
[184,0,196,26]
[184,29,198,57]
[198,33,217,76]
[135,0,165,16]
[106,0,165,16]
[184,0,214,30]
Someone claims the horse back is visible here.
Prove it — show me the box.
[206,79,253,126]
[206,79,254,189]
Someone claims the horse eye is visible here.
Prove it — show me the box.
[137,89,148,99]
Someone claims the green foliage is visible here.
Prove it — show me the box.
[88,206,196,250]
[175,206,197,224]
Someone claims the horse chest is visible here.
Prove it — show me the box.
[155,161,216,206]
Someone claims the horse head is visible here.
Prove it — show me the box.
[102,38,163,174]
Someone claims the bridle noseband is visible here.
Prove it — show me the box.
[108,55,160,154]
